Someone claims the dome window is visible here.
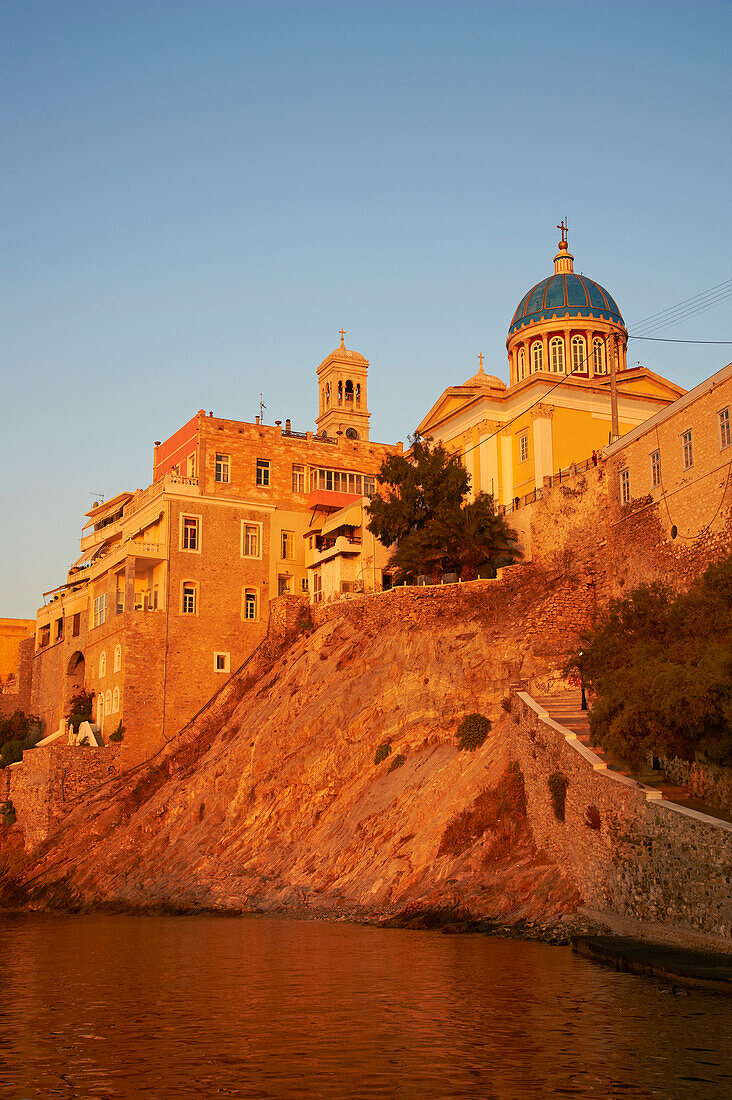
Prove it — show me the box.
[571,336,586,373]
[532,342,543,373]
[518,348,526,381]
[593,338,606,375]
[550,337,565,373]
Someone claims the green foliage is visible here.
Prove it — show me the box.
[109,722,125,744]
[374,742,392,765]
[67,687,94,733]
[366,434,521,583]
[1,740,26,768]
[0,710,39,748]
[568,554,732,767]
[456,713,491,752]
[1,800,16,826]
[548,772,568,822]
[387,753,406,773]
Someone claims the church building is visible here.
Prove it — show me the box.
[417,228,685,506]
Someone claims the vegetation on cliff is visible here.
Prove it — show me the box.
[366,434,520,582]
[0,711,42,769]
[571,553,732,767]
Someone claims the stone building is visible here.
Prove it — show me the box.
[31,338,401,757]
[0,618,35,717]
[417,229,684,505]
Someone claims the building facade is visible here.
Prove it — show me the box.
[31,340,401,757]
[417,232,685,505]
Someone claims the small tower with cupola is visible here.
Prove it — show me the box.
[316,330,371,441]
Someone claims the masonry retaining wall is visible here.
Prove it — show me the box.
[511,691,732,940]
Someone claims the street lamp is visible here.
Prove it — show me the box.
[578,648,587,711]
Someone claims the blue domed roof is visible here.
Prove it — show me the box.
[509,272,624,336]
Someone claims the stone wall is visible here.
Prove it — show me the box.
[510,691,732,939]
[654,755,732,816]
[0,637,34,719]
[7,741,127,850]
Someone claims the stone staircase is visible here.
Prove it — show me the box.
[532,689,695,806]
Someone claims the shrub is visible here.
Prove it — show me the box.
[67,687,94,733]
[585,804,601,830]
[109,722,125,744]
[0,710,39,748]
[456,713,491,752]
[1,800,16,826]
[548,772,569,822]
[387,753,406,773]
[374,743,392,765]
[1,740,25,768]
[439,762,526,858]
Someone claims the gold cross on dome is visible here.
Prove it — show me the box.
[339,328,346,346]
[478,353,484,370]
[557,218,568,243]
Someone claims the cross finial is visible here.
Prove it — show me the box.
[478,353,484,371]
[557,218,568,244]
[339,328,346,347]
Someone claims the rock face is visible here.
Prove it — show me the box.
[3,572,586,925]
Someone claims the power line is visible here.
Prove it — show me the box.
[629,336,732,344]
[630,277,732,332]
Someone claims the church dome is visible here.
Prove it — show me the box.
[508,238,624,337]
[463,363,505,389]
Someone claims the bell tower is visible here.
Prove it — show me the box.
[316,330,371,441]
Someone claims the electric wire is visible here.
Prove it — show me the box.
[630,277,732,334]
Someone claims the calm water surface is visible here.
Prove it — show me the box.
[0,914,730,1099]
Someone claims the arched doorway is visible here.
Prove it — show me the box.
[66,651,85,703]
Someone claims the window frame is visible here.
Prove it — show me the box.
[281,530,294,560]
[292,464,306,493]
[681,429,693,471]
[519,434,529,463]
[549,336,565,373]
[215,452,230,484]
[532,342,543,373]
[214,651,231,674]
[719,407,731,450]
[593,338,606,375]
[241,520,262,559]
[112,686,120,713]
[180,513,202,553]
[99,651,107,679]
[181,582,198,615]
[243,588,258,621]
[650,449,661,489]
[93,593,108,628]
[620,468,630,505]
[256,459,270,487]
[571,335,586,373]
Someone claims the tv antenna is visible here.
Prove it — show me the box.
[259,394,267,423]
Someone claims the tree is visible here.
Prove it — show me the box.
[367,433,521,582]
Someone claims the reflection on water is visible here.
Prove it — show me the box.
[0,914,730,1098]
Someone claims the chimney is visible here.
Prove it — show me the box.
[255,415,260,425]
[285,418,291,434]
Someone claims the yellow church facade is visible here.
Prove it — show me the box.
[417,232,685,505]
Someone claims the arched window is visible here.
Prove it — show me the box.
[99,651,106,678]
[355,382,361,406]
[550,337,565,373]
[105,690,112,720]
[593,338,606,374]
[182,582,197,615]
[112,687,120,713]
[114,644,122,673]
[337,380,343,403]
[325,383,330,406]
[344,380,354,403]
[97,692,104,725]
[518,348,526,380]
[243,588,258,621]
[532,342,543,373]
[571,335,586,373]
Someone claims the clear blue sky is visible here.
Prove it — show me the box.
[2,0,731,616]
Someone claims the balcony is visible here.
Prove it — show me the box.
[80,518,123,552]
[309,535,362,566]
[307,489,361,512]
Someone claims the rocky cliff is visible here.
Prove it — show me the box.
[2,569,590,928]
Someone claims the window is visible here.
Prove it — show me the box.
[187,452,197,478]
[182,583,197,615]
[215,453,230,483]
[171,464,180,477]
[719,407,731,450]
[244,589,257,620]
[292,464,306,493]
[281,531,294,560]
[97,693,104,725]
[682,429,693,470]
[593,338,606,374]
[650,450,661,488]
[518,348,526,380]
[301,578,309,592]
[256,459,270,487]
[93,593,108,628]
[278,576,291,596]
[550,337,564,373]
[345,427,359,440]
[112,687,120,713]
[571,336,586,373]
[181,515,200,551]
[39,623,50,648]
[620,468,630,505]
[519,434,529,463]
[99,651,107,679]
[105,690,112,717]
[72,612,81,637]
[55,618,64,641]
[532,342,543,372]
[214,652,230,674]
[242,523,261,558]
[114,644,122,672]
[363,476,375,498]
[313,573,323,604]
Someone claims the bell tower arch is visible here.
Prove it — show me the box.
[316,330,371,441]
